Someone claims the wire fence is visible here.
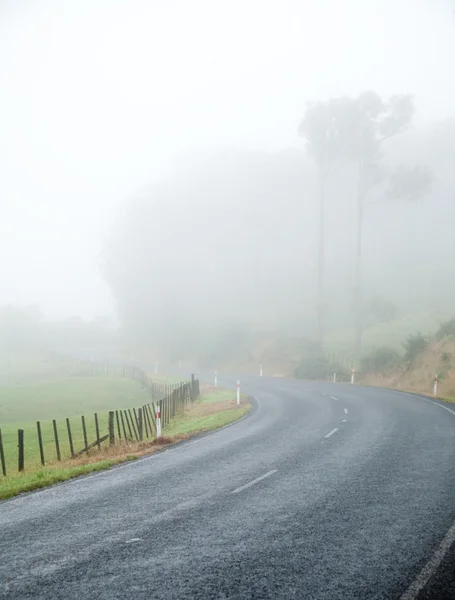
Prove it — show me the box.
[0,356,200,477]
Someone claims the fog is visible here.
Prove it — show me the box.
[1,0,454,363]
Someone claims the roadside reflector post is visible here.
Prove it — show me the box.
[351,368,355,385]
[260,364,263,377]
[333,372,337,383]
[237,380,240,405]
[155,403,162,437]
[434,374,438,397]
[214,370,218,388]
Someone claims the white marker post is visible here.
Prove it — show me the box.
[333,372,337,383]
[214,370,218,388]
[237,380,240,405]
[433,374,438,397]
[155,403,162,437]
[260,364,263,377]
[154,361,158,375]
[351,368,355,385]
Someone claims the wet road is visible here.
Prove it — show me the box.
[2,376,455,599]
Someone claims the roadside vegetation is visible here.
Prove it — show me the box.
[294,317,455,401]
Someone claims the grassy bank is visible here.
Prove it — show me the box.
[0,386,250,500]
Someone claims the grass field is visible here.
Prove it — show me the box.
[0,376,151,474]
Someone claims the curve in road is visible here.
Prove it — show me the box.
[2,376,455,599]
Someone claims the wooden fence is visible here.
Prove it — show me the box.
[0,359,200,477]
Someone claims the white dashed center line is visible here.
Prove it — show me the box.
[324,428,339,439]
[330,396,338,401]
[231,470,278,494]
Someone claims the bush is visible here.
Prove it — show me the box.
[435,319,455,341]
[402,331,428,363]
[441,351,452,364]
[295,354,349,381]
[360,346,400,373]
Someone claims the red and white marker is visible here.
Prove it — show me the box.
[351,368,355,385]
[214,370,218,388]
[433,374,438,397]
[333,372,337,383]
[155,403,162,437]
[237,380,240,405]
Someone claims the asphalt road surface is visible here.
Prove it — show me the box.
[2,376,455,599]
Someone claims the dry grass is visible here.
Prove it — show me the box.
[62,434,191,467]
[361,337,455,398]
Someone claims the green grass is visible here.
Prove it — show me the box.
[0,377,151,473]
[164,403,251,436]
[0,377,150,423]
[197,389,237,404]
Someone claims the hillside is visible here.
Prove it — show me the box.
[361,337,455,398]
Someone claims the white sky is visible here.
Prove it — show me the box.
[0,0,453,318]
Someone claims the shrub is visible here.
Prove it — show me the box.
[435,319,455,341]
[360,346,400,373]
[441,351,452,364]
[402,331,428,363]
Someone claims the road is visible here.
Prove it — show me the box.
[2,376,455,599]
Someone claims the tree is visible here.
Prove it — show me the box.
[349,92,433,358]
[298,97,359,343]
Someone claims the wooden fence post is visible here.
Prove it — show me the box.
[138,408,143,441]
[191,374,195,401]
[128,409,139,441]
[66,418,74,458]
[132,408,140,434]
[37,421,45,465]
[124,410,134,440]
[144,405,153,437]
[146,403,156,435]
[115,410,122,439]
[94,413,101,450]
[0,429,6,476]
[142,406,149,438]
[81,416,89,454]
[18,429,24,472]
[120,410,129,443]
[108,411,115,446]
[52,420,61,461]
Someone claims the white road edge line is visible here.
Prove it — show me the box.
[344,408,348,414]
[324,428,338,439]
[330,396,338,401]
[231,470,277,494]
[400,521,455,599]
[398,392,455,599]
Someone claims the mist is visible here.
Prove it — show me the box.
[1,0,454,367]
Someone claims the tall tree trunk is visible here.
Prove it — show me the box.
[354,170,365,360]
[317,171,326,345]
